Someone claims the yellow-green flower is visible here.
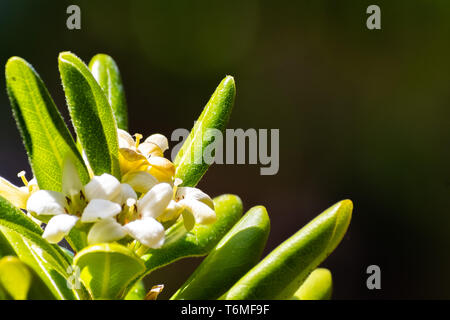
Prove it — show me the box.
[117,129,175,183]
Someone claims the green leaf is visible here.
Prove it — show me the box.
[291,268,333,300]
[174,76,235,187]
[0,283,12,299]
[73,243,145,300]
[0,196,81,299]
[89,54,128,131]
[171,205,270,300]
[0,256,32,300]
[124,280,146,300]
[140,194,243,272]
[222,200,353,300]
[58,51,121,179]
[5,57,90,191]
[0,255,55,300]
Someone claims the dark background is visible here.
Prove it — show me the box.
[1,0,449,299]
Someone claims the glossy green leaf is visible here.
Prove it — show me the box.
[0,196,81,299]
[171,205,270,300]
[5,57,89,191]
[124,281,146,300]
[58,52,121,179]
[222,200,353,300]
[89,54,128,130]
[0,256,31,300]
[140,194,243,271]
[291,268,332,300]
[174,76,235,187]
[73,243,145,300]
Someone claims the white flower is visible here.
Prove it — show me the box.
[24,155,216,250]
[26,159,126,244]
[118,180,217,248]
[173,185,216,227]
[121,183,173,248]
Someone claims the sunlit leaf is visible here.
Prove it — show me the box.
[0,196,82,300]
[0,256,31,300]
[124,280,146,300]
[59,52,121,179]
[5,57,89,191]
[291,268,332,300]
[174,76,235,187]
[171,205,270,300]
[223,200,353,300]
[89,54,128,130]
[73,243,145,300]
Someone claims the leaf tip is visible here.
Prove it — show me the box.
[5,56,28,78]
[221,75,236,93]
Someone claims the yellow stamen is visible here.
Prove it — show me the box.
[134,133,143,148]
[17,171,28,186]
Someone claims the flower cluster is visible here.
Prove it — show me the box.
[0,130,216,250]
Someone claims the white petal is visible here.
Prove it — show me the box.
[84,174,122,203]
[145,134,169,152]
[87,218,127,245]
[137,142,161,157]
[0,177,29,209]
[62,157,83,197]
[81,199,122,222]
[123,217,165,248]
[42,214,79,243]
[179,199,216,225]
[176,187,214,209]
[122,171,158,194]
[120,183,137,202]
[138,183,173,219]
[26,190,66,216]
[118,129,135,148]
[159,200,183,222]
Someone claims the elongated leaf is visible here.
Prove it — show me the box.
[89,54,128,130]
[171,205,270,300]
[223,200,353,300]
[73,243,145,300]
[0,196,81,299]
[59,52,121,179]
[0,256,31,300]
[291,268,332,300]
[5,57,89,191]
[0,255,56,300]
[174,76,235,187]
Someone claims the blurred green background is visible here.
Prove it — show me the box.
[1,0,449,299]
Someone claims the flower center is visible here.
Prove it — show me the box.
[64,190,88,216]
[118,198,140,225]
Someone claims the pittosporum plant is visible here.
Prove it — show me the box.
[0,52,353,300]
